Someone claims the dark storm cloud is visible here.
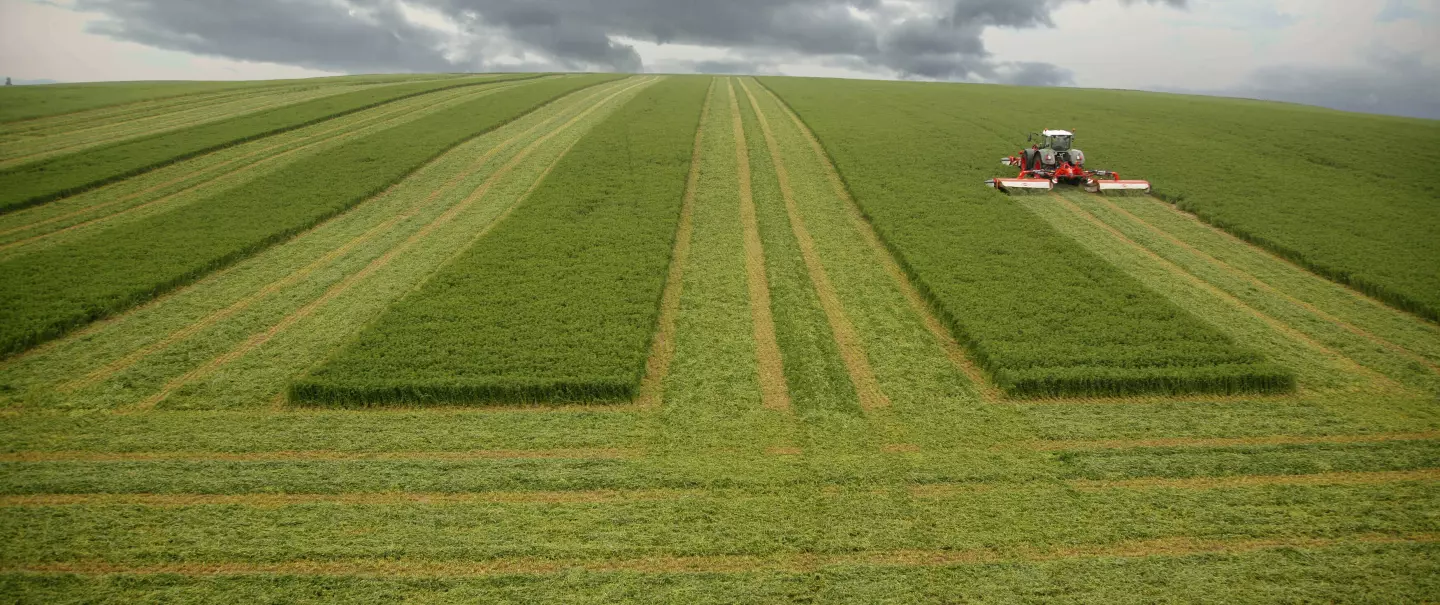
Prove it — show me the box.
[75,0,456,73]
[71,0,1184,83]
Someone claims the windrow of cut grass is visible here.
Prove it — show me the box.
[0,74,619,358]
[0,73,527,213]
[761,78,1294,398]
[0,80,292,124]
[0,82,502,257]
[290,76,709,405]
[1,541,1434,603]
[0,82,399,170]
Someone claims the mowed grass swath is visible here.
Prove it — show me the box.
[0,71,1438,604]
[762,78,1295,397]
[0,75,620,357]
[0,74,530,214]
[290,76,708,404]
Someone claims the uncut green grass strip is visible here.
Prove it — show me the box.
[886,81,1440,325]
[55,80,618,393]
[0,77,439,138]
[0,75,616,359]
[0,82,398,169]
[761,78,1293,398]
[0,482,1430,562]
[1093,193,1440,369]
[0,75,447,125]
[0,80,301,125]
[0,82,509,256]
[291,76,709,405]
[128,77,658,411]
[0,73,531,214]
[1024,191,1403,395]
[1053,191,1440,393]
[0,77,641,411]
[0,85,301,136]
[0,541,1432,603]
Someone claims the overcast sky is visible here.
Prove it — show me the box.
[2,0,1437,118]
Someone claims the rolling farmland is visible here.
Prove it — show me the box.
[0,74,1437,602]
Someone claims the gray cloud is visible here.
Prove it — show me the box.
[1227,51,1440,120]
[1164,49,1440,120]
[76,0,457,73]
[70,0,1184,84]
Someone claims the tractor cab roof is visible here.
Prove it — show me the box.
[1042,129,1073,137]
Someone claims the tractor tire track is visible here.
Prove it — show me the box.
[728,79,792,412]
[126,77,657,411]
[635,77,713,409]
[59,80,623,394]
[739,77,890,411]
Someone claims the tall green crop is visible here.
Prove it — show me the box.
[0,75,621,358]
[290,76,710,405]
[0,74,533,214]
[762,77,1294,397]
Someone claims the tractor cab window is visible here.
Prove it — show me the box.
[1048,135,1072,151]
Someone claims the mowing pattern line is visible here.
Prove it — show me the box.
[61,80,621,394]
[127,77,655,411]
[1086,192,1440,375]
[1047,191,1404,394]
[1027,431,1440,451]
[0,488,689,508]
[728,79,791,412]
[1067,469,1440,491]
[635,77,713,409]
[1,468,1431,508]
[0,85,379,169]
[2,534,1431,577]
[0,83,511,253]
[738,77,890,411]
[758,81,1002,403]
[0,447,639,463]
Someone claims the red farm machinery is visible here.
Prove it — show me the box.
[985,129,1151,194]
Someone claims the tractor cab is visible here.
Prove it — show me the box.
[1038,129,1073,152]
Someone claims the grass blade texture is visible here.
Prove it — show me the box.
[0,74,621,358]
[762,78,1294,397]
[0,74,527,213]
[291,76,710,405]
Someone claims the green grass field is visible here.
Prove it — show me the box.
[0,74,1436,603]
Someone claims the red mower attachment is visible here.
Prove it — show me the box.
[1084,170,1152,194]
[986,129,1152,195]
